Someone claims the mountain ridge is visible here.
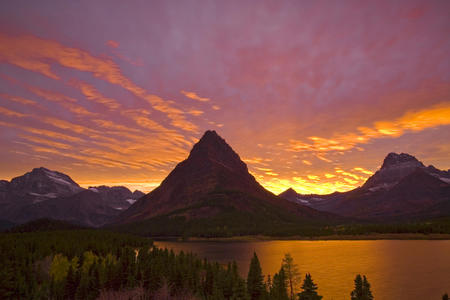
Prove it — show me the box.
[2,141,449,231]
[0,168,145,227]
[279,152,450,220]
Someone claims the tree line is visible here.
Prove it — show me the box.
[246,252,373,300]
[0,229,447,299]
[113,212,450,238]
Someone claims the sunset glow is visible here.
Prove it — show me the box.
[0,0,449,194]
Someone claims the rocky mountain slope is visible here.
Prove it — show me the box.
[0,167,144,227]
[280,153,450,220]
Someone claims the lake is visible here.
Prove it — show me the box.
[154,240,450,300]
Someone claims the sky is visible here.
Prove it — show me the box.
[0,0,449,195]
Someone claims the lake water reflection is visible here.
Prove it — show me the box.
[154,240,450,300]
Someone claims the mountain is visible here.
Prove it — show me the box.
[114,130,339,236]
[0,168,144,227]
[132,190,145,199]
[278,188,327,206]
[279,153,450,220]
[0,167,83,222]
[87,185,143,210]
[1,167,83,209]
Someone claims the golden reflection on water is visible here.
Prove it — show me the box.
[154,240,450,300]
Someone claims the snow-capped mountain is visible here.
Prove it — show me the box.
[87,185,144,210]
[0,167,145,227]
[10,167,83,202]
[279,153,450,220]
[362,153,449,191]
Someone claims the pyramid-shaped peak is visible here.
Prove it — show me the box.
[203,129,219,138]
[177,130,249,178]
[197,130,224,145]
[381,152,423,169]
[189,130,241,161]
[279,187,298,197]
[283,187,297,194]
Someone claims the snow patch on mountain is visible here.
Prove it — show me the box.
[439,177,450,184]
[126,199,137,205]
[46,174,73,186]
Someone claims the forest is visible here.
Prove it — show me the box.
[0,227,379,299]
[112,213,450,238]
[2,221,449,299]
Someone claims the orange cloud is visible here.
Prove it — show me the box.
[123,109,171,133]
[28,86,97,116]
[19,134,71,150]
[0,106,27,118]
[266,176,356,195]
[0,34,197,132]
[188,109,204,116]
[315,154,332,163]
[0,35,59,79]
[70,80,121,110]
[181,90,210,102]
[0,120,84,143]
[289,102,450,153]
[255,167,273,172]
[265,171,279,176]
[243,157,267,165]
[335,168,361,180]
[92,119,141,133]
[353,167,374,175]
[42,117,101,138]
[106,40,119,48]
[0,94,40,107]
[343,178,358,185]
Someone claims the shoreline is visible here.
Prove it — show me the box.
[153,233,450,242]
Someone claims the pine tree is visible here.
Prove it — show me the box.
[351,274,363,300]
[270,267,289,300]
[266,275,272,292]
[282,253,301,300]
[64,265,77,299]
[247,252,265,300]
[232,278,249,300]
[88,263,100,299]
[203,263,215,296]
[297,273,322,300]
[362,276,373,300]
[351,274,373,300]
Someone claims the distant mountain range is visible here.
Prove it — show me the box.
[279,153,450,220]
[1,131,449,233]
[0,167,144,227]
